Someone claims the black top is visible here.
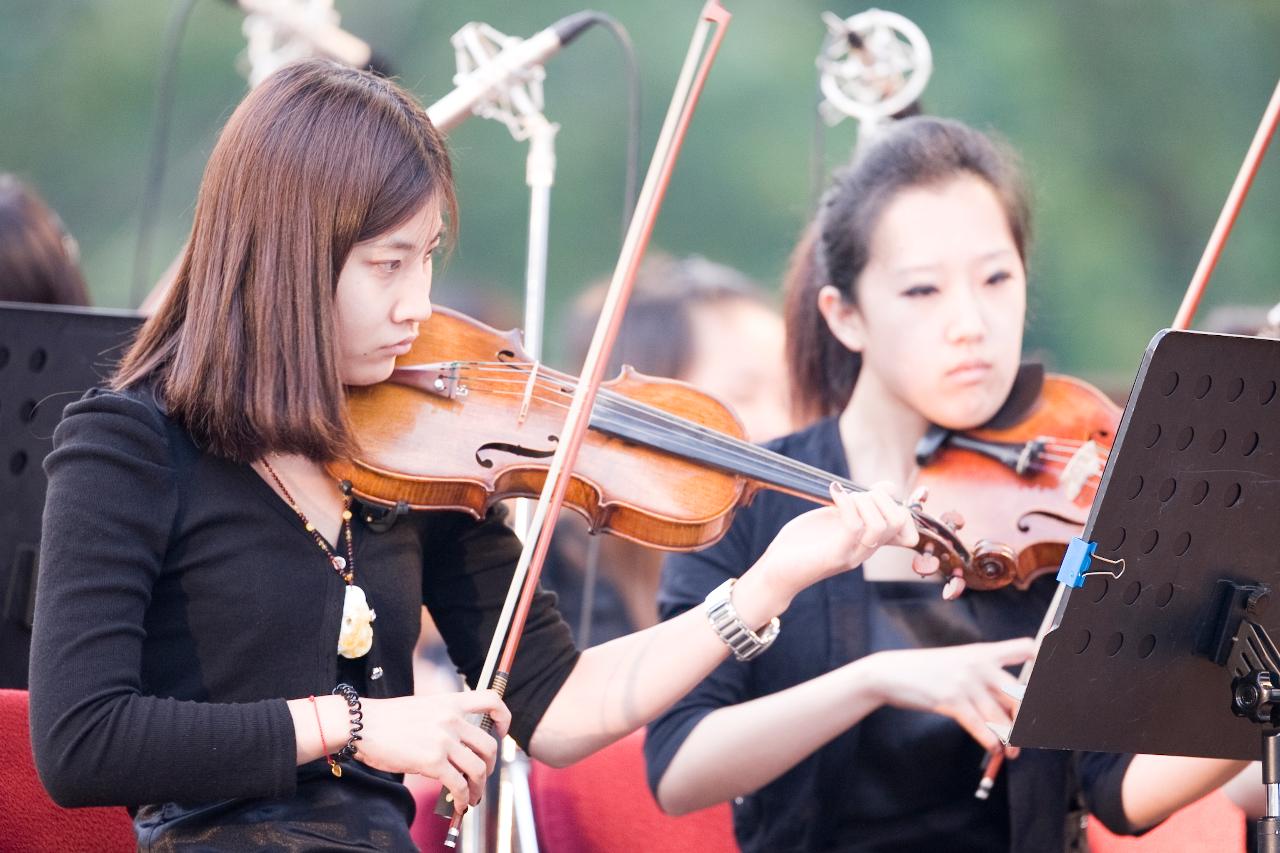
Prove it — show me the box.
[838,580,1011,851]
[645,417,1141,853]
[29,387,579,841]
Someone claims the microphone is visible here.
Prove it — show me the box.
[224,0,393,84]
[427,12,602,133]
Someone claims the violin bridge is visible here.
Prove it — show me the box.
[1059,440,1103,502]
[517,361,541,426]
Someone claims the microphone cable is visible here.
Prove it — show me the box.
[131,0,202,309]
[576,12,640,244]
[567,12,637,647]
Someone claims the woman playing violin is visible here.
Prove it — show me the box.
[645,115,1246,852]
[28,59,926,849]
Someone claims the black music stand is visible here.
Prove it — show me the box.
[0,303,141,688]
[1011,328,1280,851]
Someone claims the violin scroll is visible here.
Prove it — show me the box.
[967,540,1019,591]
[909,510,971,580]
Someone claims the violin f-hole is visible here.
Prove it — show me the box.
[475,435,560,469]
[1016,508,1086,533]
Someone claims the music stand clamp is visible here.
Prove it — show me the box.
[1202,579,1280,851]
[1010,329,1280,852]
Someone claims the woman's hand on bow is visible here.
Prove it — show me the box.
[859,637,1034,757]
[355,690,511,808]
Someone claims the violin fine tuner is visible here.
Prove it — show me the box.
[391,362,468,399]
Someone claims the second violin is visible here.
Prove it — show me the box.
[915,368,1121,591]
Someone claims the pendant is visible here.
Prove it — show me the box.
[337,584,376,659]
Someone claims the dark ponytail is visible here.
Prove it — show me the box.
[784,221,860,426]
[785,116,1031,425]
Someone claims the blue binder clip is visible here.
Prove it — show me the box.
[1056,537,1126,589]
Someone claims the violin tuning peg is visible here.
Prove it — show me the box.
[940,510,965,531]
[907,486,929,510]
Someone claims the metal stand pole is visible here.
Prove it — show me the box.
[1262,729,1280,853]
[441,22,558,851]
[459,800,485,853]
[509,739,541,851]
[496,735,541,853]
[498,109,556,853]
[512,116,557,541]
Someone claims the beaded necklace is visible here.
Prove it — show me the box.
[261,457,376,659]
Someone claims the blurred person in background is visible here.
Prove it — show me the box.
[541,254,793,647]
[0,174,90,306]
[563,254,793,447]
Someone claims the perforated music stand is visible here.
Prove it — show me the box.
[0,303,141,688]
[1011,328,1280,850]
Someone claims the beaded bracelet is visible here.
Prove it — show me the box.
[331,683,364,761]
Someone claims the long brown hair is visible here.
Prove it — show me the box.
[0,175,89,306]
[784,116,1031,426]
[114,59,456,463]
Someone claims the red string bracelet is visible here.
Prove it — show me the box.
[309,695,341,778]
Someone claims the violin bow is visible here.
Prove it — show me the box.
[977,77,1280,800]
[438,2,733,845]
[1172,79,1280,331]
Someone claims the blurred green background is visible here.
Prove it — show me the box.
[1,1,1277,386]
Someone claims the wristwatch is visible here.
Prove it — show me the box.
[704,578,780,661]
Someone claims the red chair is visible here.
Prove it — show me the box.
[529,729,737,853]
[1088,790,1246,853]
[0,688,135,852]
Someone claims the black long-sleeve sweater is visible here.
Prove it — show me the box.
[29,387,579,814]
[646,417,1142,852]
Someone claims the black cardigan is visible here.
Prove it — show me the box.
[29,387,579,810]
[646,417,1143,853]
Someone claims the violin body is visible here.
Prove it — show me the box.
[916,375,1121,590]
[333,307,755,551]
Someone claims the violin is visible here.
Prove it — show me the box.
[331,305,974,576]
[914,370,1122,591]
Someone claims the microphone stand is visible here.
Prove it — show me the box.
[445,20,561,853]
[449,21,558,408]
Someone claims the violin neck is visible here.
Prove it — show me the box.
[588,396,848,506]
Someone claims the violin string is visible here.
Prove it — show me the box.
[427,363,1108,496]
[438,368,1107,496]
[430,365,890,504]
[430,363,802,467]
[463,376,870,499]
[434,369,865,500]
[405,360,1099,515]
[1031,455,1106,473]
[1035,453,1099,465]
[999,451,1101,470]
[421,363,1094,451]
[1026,466,1103,483]
[435,360,1097,454]
[1020,460,1104,483]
